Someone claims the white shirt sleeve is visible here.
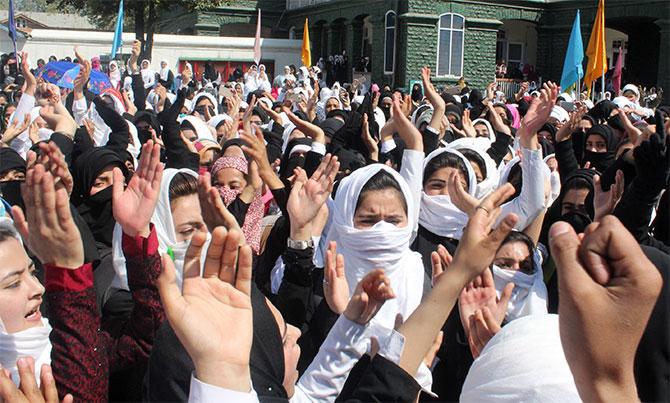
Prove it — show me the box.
[72,96,89,126]
[399,149,425,231]
[311,141,326,155]
[8,93,36,159]
[187,374,259,403]
[291,316,405,403]
[497,147,545,230]
[380,138,397,154]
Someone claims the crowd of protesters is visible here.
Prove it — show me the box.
[0,37,668,403]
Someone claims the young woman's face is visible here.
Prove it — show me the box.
[424,167,467,196]
[494,241,533,273]
[90,164,117,196]
[561,187,589,216]
[4,105,16,125]
[214,168,247,191]
[466,159,484,183]
[474,123,489,138]
[170,194,205,243]
[0,238,45,333]
[578,118,593,133]
[585,134,607,153]
[142,61,149,69]
[325,98,340,113]
[353,188,408,229]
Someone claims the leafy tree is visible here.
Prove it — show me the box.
[45,0,233,60]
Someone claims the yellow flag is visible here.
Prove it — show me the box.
[584,0,607,93]
[301,18,311,67]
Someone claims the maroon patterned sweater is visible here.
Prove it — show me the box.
[44,226,165,402]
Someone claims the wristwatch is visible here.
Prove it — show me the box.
[287,237,314,250]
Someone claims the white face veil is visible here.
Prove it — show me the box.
[419,148,477,240]
[111,168,209,291]
[327,164,424,328]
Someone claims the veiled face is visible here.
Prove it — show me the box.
[353,188,408,229]
[424,167,467,196]
[494,241,533,273]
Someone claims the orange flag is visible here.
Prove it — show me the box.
[584,0,607,94]
[301,18,311,67]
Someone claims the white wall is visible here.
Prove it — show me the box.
[0,29,302,72]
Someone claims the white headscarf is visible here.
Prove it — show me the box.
[109,61,121,89]
[492,248,548,322]
[460,314,580,403]
[111,168,208,291]
[472,118,497,143]
[327,164,424,329]
[447,137,500,199]
[159,60,170,81]
[179,115,216,142]
[419,148,477,239]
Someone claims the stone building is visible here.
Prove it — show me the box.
[157,0,669,91]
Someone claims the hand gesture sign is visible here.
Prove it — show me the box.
[112,140,163,238]
[324,241,350,315]
[13,164,84,269]
[549,216,662,402]
[287,154,339,231]
[343,268,395,325]
[197,172,245,239]
[518,81,559,150]
[0,112,30,145]
[158,227,254,392]
[593,170,624,222]
[26,142,74,196]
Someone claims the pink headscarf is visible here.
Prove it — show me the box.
[507,104,521,130]
[211,156,264,254]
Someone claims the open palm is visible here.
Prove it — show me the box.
[287,154,339,229]
[459,269,513,336]
[113,141,163,237]
[158,228,254,387]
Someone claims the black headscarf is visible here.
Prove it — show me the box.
[589,100,617,124]
[0,148,26,175]
[582,124,617,173]
[279,137,312,180]
[71,148,127,247]
[540,169,597,246]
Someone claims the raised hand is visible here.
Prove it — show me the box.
[158,228,254,392]
[461,109,477,138]
[20,51,37,96]
[343,268,396,325]
[128,40,141,74]
[27,142,74,196]
[431,244,452,285]
[284,107,326,144]
[450,183,519,280]
[486,103,511,136]
[360,113,379,161]
[40,103,78,137]
[72,48,91,100]
[0,357,74,403]
[391,93,423,151]
[197,172,244,239]
[258,100,284,126]
[593,170,624,221]
[446,170,478,216]
[458,269,513,342]
[549,216,662,402]
[324,241,350,315]
[286,154,339,233]
[466,307,501,358]
[0,112,30,145]
[555,104,588,143]
[112,140,163,237]
[241,125,283,190]
[518,81,559,149]
[421,66,445,130]
[12,164,84,269]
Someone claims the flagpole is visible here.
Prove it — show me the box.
[601,68,605,101]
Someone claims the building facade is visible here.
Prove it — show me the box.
[160,0,669,92]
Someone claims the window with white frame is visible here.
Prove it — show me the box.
[384,11,396,74]
[436,13,465,77]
